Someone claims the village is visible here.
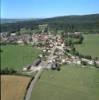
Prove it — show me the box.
[1,24,99,73]
[23,33,99,72]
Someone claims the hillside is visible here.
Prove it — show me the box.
[1,19,26,24]
[1,18,40,24]
[1,14,99,33]
[40,14,99,23]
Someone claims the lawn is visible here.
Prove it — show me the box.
[1,44,41,70]
[1,75,30,100]
[75,34,99,58]
[31,65,99,100]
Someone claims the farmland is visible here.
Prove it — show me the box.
[1,45,41,70]
[1,75,30,100]
[31,65,99,100]
[75,34,99,58]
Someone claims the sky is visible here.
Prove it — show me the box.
[1,0,99,18]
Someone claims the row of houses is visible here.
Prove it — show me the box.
[0,32,55,45]
[0,31,81,45]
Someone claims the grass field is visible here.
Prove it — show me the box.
[1,45,41,70]
[1,75,30,100]
[75,34,99,58]
[31,65,99,100]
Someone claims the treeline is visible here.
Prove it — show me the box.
[1,14,99,33]
[0,68,17,74]
[0,68,33,77]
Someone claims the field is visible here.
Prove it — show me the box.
[1,75,30,100]
[1,45,41,70]
[75,34,99,58]
[31,65,99,100]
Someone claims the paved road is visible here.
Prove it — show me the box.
[25,67,43,100]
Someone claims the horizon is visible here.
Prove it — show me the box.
[1,13,99,19]
[1,0,99,19]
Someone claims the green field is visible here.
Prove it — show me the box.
[1,45,41,70]
[75,34,99,58]
[31,65,99,100]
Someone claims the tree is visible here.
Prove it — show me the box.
[61,32,64,38]
[71,47,76,54]
[20,28,27,34]
[81,60,87,65]
[79,35,84,44]
[68,39,73,46]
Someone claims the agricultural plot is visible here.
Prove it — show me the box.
[1,45,41,70]
[31,65,99,100]
[1,75,30,100]
[75,34,99,58]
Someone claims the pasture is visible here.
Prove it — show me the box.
[31,65,99,100]
[75,34,99,58]
[1,75,30,100]
[1,45,41,70]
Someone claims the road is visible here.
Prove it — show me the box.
[25,67,43,100]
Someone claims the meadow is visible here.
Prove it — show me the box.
[31,65,99,100]
[75,34,99,58]
[1,45,41,70]
[1,75,30,100]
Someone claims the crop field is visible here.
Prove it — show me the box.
[75,34,99,58]
[31,65,99,100]
[1,75,30,100]
[1,45,41,70]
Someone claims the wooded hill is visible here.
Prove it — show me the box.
[1,14,99,33]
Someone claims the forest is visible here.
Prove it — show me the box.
[1,14,99,33]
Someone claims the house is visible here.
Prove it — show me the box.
[19,34,32,44]
[10,33,16,36]
[95,60,99,65]
[0,32,8,41]
[74,32,81,36]
[17,39,24,44]
[7,35,17,43]
[23,64,31,71]
[88,60,94,65]
[32,34,39,43]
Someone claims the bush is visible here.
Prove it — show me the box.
[84,55,92,60]
[57,67,61,71]
[81,61,87,65]
[79,54,84,58]
[74,51,79,56]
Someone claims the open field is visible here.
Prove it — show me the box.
[31,65,99,100]
[75,34,99,58]
[1,45,41,70]
[1,75,30,100]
